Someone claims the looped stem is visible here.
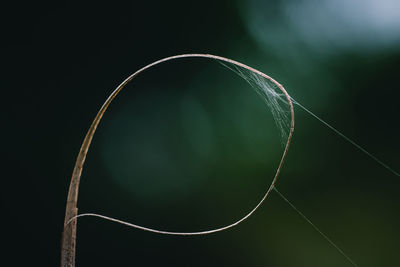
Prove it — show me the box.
[61,54,295,267]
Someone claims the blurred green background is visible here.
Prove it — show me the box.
[3,1,399,266]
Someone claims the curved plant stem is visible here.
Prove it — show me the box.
[60,54,295,267]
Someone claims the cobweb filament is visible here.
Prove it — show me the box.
[224,59,399,177]
[219,61,291,145]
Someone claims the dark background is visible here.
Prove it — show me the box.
[3,1,399,266]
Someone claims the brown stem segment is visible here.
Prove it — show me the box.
[61,54,295,267]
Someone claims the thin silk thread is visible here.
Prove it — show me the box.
[291,100,399,177]
[273,187,359,267]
